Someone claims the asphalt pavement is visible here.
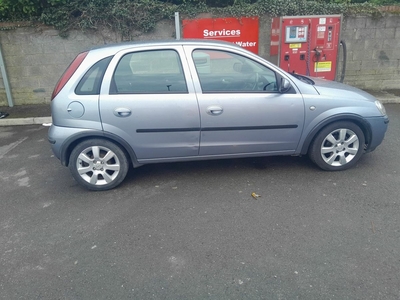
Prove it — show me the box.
[0,104,399,299]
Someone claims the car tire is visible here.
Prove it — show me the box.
[309,121,365,171]
[69,139,129,191]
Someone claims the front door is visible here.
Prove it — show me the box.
[184,47,305,157]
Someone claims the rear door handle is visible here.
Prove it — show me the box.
[206,106,223,116]
[113,108,131,117]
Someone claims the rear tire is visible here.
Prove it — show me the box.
[69,139,129,191]
[309,121,365,171]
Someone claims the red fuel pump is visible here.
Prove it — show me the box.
[270,15,342,81]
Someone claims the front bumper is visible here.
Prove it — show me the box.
[365,115,389,153]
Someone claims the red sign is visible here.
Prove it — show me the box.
[182,17,259,54]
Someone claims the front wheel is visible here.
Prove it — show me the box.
[69,139,129,191]
[309,122,365,171]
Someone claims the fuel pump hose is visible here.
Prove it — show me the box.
[339,40,347,83]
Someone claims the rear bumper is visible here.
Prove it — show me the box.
[48,125,101,165]
[48,125,62,160]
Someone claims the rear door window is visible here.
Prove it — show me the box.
[111,50,188,94]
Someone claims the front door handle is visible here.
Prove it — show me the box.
[113,108,132,117]
[206,106,223,116]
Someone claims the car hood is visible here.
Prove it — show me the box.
[311,78,377,102]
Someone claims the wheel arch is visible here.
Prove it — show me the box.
[300,114,372,155]
[60,131,141,168]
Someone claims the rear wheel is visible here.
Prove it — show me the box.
[69,139,129,191]
[309,121,365,171]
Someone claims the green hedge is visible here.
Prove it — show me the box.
[1,0,398,38]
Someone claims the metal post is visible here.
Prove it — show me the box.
[175,12,181,40]
[0,40,13,107]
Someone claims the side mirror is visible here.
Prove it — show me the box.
[279,78,291,93]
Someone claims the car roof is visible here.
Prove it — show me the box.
[88,39,244,55]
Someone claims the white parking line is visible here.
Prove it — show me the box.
[0,137,28,159]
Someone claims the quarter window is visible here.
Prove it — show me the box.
[192,50,278,93]
[75,56,112,95]
[111,50,188,94]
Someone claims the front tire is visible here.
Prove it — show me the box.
[309,121,365,171]
[69,139,129,191]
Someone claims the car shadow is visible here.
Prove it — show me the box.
[124,155,316,186]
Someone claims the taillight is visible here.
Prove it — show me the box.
[51,51,89,100]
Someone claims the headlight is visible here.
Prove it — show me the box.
[375,100,387,116]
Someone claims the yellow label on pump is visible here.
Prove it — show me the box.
[314,61,332,72]
[289,43,302,49]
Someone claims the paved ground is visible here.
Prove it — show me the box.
[0,104,51,119]
[0,104,51,126]
[0,104,399,299]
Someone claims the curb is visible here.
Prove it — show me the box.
[379,98,400,104]
[0,116,52,126]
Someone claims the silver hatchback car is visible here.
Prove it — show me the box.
[48,40,389,190]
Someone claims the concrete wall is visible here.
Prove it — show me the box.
[0,14,399,106]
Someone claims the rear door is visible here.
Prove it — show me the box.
[99,46,200,161]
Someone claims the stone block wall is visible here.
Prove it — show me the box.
[0,25,116,106]
[339,15,400,89]
[0,15,399,106]
[0,21,175,106]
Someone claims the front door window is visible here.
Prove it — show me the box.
[192,50,278,93]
